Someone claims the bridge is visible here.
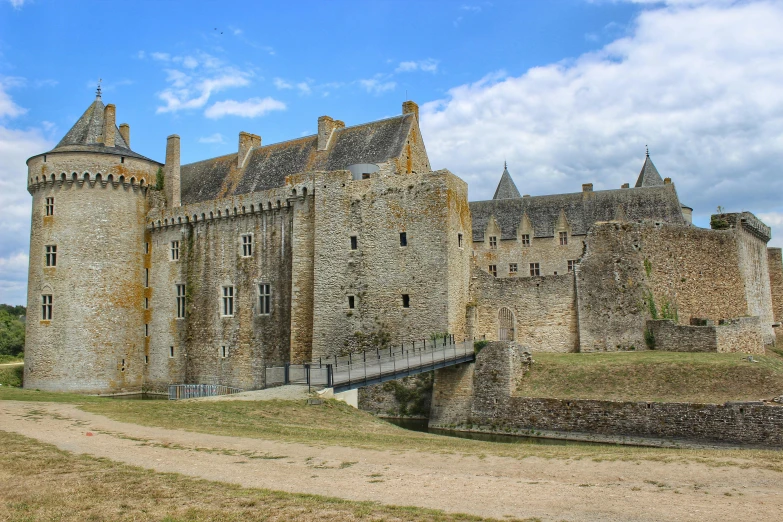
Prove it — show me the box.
[265,336,476,393]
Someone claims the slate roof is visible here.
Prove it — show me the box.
[35,96,158,163]
[180,113,415,205]
[492,164,522,200]
[635,153,664,187]
[470,185,686,241]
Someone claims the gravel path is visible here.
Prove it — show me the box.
[1,400,781,522]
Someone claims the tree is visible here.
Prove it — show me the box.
[0,306,25,356]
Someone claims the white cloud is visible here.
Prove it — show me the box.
[359,78,396,95]
[8,0,26,9]
[274,77,313,95]
[422,0,783,234]
[396,59,439,74]
[198,133,226,144]
[151,52,171,61]
[0,81,53,305]
[204,97,286,119]
[0,78,26,118]
[182,56,199,69]
[156,69,251,114]
[274,77,293,90]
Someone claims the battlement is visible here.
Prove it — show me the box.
[710,211,771,242]
[28,170,153,194]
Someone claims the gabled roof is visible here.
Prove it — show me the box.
[180,113,416,205]
[492,164,521,200]
[470,184,686,241]
[33,95,158,163]
[635,153,664,187]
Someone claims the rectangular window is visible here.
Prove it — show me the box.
[169,346,174,358]
[45,197,54,216]
[258,283,271,315]
[45,245,57,267]
[144,268,149,288]
[521,234,530,246]
[350,235,358,250]
[241,234,253,257]
[458,233,464,248]
[348,295,355,309]
[362,173,370,180]
[489,236,497,249]
[530,263,540,277]
[399,232,407,247]
[176,284,186,319]
[401,294,410,308]
[559,231,568,246]
[568,260,577,273]
[41,294,52,320]
[220,346,229,358]
[170,240,179,261]
[489,264,497,277]
[222,286,234,317]
[509,263,518,275]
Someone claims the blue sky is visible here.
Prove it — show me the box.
[2,0,783,305]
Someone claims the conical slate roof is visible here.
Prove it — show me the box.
[492,163,522,200]
[634,152,664,187]
[37,94,158,163]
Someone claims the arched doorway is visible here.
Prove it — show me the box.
[498,307,515,341]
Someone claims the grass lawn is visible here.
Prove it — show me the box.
[0,430,524,522]
[515,349,783,403]
[0,354,24,364]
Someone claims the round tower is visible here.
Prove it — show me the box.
[24,90,163,393]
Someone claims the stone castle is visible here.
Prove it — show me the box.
[23,92,783,394]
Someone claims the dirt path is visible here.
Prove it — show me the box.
[0,362,23,367]
[0,400,780,522]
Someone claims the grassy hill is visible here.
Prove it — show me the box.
[514,349,783,403]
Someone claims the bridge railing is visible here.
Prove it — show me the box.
[168,384,243,400]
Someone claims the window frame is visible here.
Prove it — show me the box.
[489,264,497,277]
[559,231,568,246]
[176,284,186,319]
[399,232,408,247]
[170,240,180,261]
[529,262,540,277]
[241,233,253,257]
[222,285,235,317]
[41,294,52,321]
[509,263,518,275]
[568,260,577,273]
[45,197,54,216]
[521,234,530,246]
[258,283,271,315]
[350,235,358,250]
[45,245,57,267]
[489,236,497,249]
[401,294,410,308]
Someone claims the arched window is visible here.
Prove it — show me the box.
[498,307,515,341]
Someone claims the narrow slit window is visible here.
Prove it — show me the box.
[171,240,180,261]
[41,294,52,320]
[521,234,530,246]
[489,264,497,277]
[241,234,253,257]
[509,263,518,275]
[220,346,228,358]
[399,232,407,247]
[348,295,355,309]
[144,355,149,365]
[121,359,126,372]
[45,197,54,216]
[176,284,186,318]
[350,236,358,250]
[144,297,149,309]
[401,294,410,308]
[144,268,149,288]
[222,286,235,317]
[559,231,568,246]
[258,283,271,315]
[45,245,57,267]
[144,324,149,337]
[144,242,150,255]
[489,236,497,249]
[529,262,540,277]
[458,233,463,248]
[169,346,174,358]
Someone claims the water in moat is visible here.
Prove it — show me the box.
[385,418,611,446]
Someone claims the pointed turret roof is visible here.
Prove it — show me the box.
[634,149,664,188]
[492,163,522,200]
[30,92,158,164]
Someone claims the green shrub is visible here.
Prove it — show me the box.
[474,340,488,354]
[644,328,656,350]
[155,167,165,191]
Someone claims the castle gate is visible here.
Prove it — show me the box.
[498,307,515,341]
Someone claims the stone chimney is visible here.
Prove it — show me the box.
[402,100,419,121]
[582,183,593,192]
[103,104,116,147]
[119,123,130,147]
[238,132,261,168]
[621,183,630,189]
[318,116,344,151]
[165,135,181,208]
[664,177,672,184]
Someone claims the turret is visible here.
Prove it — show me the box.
[23,89,163,393]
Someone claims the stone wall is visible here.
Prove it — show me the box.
[145,187,297,391]
[576,222,749,352]
[311,169,472,358]
[468,268,578,352]
[767,248,783,345]
[647,317,763,354]
[24,152,159,394]
[430,341,783,446]
[358,373,433,418]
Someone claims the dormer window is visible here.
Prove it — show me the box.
[489,236,497,249]
[521,234,530,246]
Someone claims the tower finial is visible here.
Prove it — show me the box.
[645,144,649,158]
[504,160,507,171]
[96,79,102,99]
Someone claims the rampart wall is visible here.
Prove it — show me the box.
[767,247,783,344]
[646,317,763,354]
